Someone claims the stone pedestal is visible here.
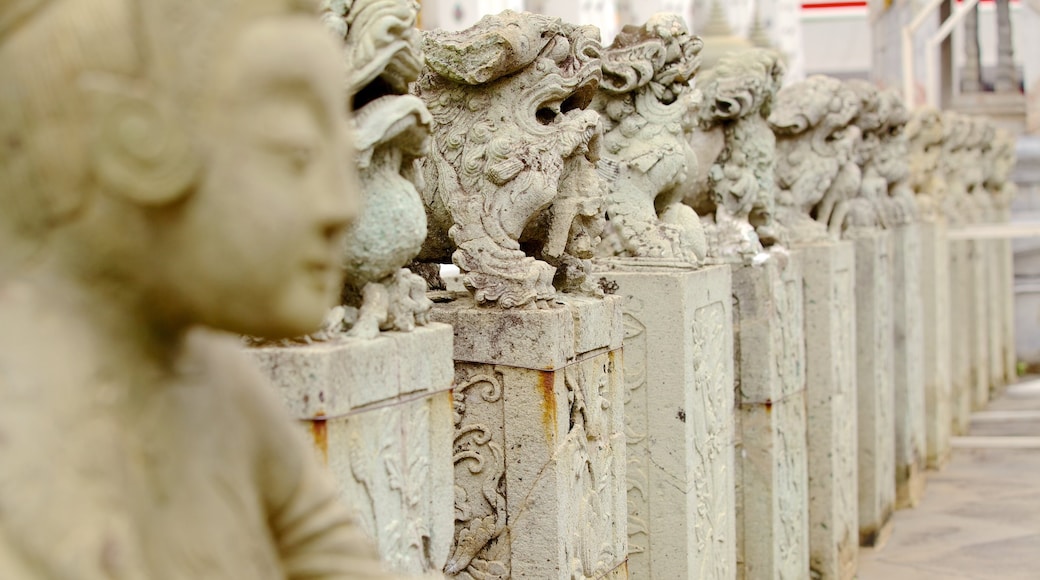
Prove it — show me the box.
[988,237,1007,394]
[920,220,952,469]
[949,239,973,436]
[848,230,895,547]
[969,239,991,410]
[594,261,736,580]
[731,251,810,580]
[793,241,858,580]
[1001,221,1017,384]
[890,224,927,509]
[430,295,628,580]
[251,324,456,577]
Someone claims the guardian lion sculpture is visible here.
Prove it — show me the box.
[414,11,606,308]
[593,13,707,263]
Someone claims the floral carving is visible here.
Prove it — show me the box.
[414,11,607,308]
[593,14,707,263]
[685,48,786,261]
[447,372,508,579]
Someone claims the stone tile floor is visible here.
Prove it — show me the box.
[858,378,1040,579]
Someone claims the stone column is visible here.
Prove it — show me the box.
[949,238,974,435]
[252,325,457,577]
[890,223,927,509]
[731,251,811,580]
[596,260,737,580]
[961,4,982,93]
[969,238,992,409]
[431,295,629,580]
[848,229,896,547]
[920,219,953,469]
[793,241,859,580]
[995,0,1018,93]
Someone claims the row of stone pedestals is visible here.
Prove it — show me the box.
[247,215,1014,580]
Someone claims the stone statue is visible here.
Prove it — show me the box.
[986,127,1018,216]
[842,79,887,231]
[414,10,607,308]
[320,0,433,339]
[905,107,946,220]
[592,13,707,263]
[963,118,997,223]
[0,1,399,577]
[685,47,786,261]
[938,111,973,225]
[869,89,918,228]
[769,75,861,242]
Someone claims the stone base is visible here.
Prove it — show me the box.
[969,239,991,410]
[891,224,927,509]
[987,237,1007,395]
[920,220,952,470]
[793,241,858,580]
[251,324,456,577]
[430,294,628,580]
[594,261,736,580]
[848,230,895,547]
[949,240,973,435]
[731,251,810,580]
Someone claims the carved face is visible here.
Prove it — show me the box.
[159,16,359,338]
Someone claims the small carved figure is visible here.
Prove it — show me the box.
[938,111,973,225]
[905,107,946,219]
[0,0,399,577]
[869,89,918,227]
[985,127,1018,217]
[842,79,887,231]
[413,11,606,308]
[321,0,434,339]
[769,75,861,241]
[593,13,707,263]
[685,48,786,261]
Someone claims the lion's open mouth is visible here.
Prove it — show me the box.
[535,76,599,126]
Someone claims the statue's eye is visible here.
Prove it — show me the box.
[537,107,558,126]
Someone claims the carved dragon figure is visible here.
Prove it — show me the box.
[769,75,861,242]
[685,48,786,261]
[414,10,606,308]
[321,0,434,338]
[905,107,946,220]
[592,13,707,263]
[840,79,887,232]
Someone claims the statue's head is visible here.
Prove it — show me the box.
[0,0,360,339]
[692,48,785,127]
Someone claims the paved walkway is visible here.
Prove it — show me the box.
[858,379,1040,579]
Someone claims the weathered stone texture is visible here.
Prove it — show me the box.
[890,224,927,509]
[252,324,457,576]
[849,230,896,547]
[431,295,628,579]
[919,220,953,469]
[795,241,858,580]
[731,252,810,580]
[595,261,736,579]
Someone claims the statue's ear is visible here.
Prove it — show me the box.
[84,75,199,206]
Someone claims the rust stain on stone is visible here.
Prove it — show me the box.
[310,413,329,465]
[538,371,557,440]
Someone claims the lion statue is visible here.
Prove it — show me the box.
[769,74,861,241]
[684,48,786,261]
[592,13,707,263]
[905,107,946,220]
[413,11,606,308]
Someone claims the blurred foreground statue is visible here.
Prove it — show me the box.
[0,0,401,577]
